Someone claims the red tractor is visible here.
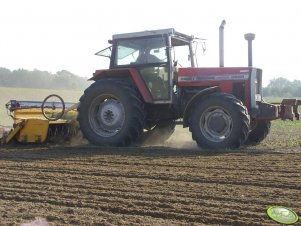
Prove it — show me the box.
[77,21,290,149]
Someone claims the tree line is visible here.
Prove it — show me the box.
[0,67,92,90]
[0,67,300,97]
[263,77,301,97]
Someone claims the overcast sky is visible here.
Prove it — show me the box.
[1,0,300,86]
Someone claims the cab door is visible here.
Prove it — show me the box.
[114,36,172,102]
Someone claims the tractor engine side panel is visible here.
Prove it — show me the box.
[177,67,251,108]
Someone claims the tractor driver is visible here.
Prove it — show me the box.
[135,47,162,64]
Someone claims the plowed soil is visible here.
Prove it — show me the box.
[0,130,301,225]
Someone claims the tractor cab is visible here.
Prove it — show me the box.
[96,29,197,102]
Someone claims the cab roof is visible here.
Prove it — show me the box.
[112,28,195,46]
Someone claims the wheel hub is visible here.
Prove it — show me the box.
[200,108,233,142]
[97,100,124,131]
[207,113,227,133]
[89,96,125,137]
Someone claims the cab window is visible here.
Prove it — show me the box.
[115,37,167,66]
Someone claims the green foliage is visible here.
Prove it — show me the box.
[259,119,301,149]
[263,77,301,97]
[0,67,92,90]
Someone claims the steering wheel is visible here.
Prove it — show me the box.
[41,94,65,121]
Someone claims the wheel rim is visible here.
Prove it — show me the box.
[199,106,233,142]
[89,94,125,137]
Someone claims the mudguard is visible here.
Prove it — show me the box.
[91,68,153,103]
[182,86,220,127]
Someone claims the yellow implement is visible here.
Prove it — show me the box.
[16,119,49,143]
[2,120,26,144]
[3,119,49,144]
[1,96,78,144]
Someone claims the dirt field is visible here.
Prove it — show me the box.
[0,125,301,225]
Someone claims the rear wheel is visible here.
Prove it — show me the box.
[247,120,271,144]
[78,80,145,146]
[189,93,250,149]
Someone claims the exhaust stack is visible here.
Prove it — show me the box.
[244,33,255,67]
[219,20,226,67]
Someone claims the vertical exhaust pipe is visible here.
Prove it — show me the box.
[244,33,255,67]
[219,20,226,67]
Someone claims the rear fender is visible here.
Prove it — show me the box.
[182,86,220,127]
[90,68,152,103]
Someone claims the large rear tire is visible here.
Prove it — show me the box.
[247,120,271,144]
[77,80,145,146]
[189,93,250,149]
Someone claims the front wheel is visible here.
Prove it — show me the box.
[189,93,250,149]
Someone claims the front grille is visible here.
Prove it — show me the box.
[233,82,245,102]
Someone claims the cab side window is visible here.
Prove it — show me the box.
[115,37,167,66]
